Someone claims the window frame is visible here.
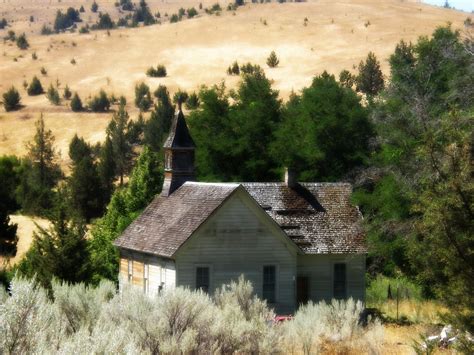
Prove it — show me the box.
[143,263,149,294]
[262,265,278,304]
[195,265,211,293]
[127,260,133,283]
[333,262,347,300]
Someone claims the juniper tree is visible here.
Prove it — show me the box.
[89,90,110,112]
[46,84,60,105]
[0,157,19,257]
[27,76,44,96]
[339,69,355,88]
[70,92,83,112]
[266,51,279,68]
[98,136,116,203]
[16,33,29,50]
[145,85,174,151]
[91,1,99,13]
[2,86,21,112]
[134,82,152,111]
[63,85,72,100]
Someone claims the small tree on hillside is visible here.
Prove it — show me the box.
[70,93,83,112]
[339,69,355,88]
[89,90,110,112]
[2,86,21,112]
[185,92,200,110]
[27,76,44,96]
[16,33,29,50]
[0,206,18,256]
[134,83,152,111]
[63,85,72,100]
[173,90,189,108]
[266,51,279,68]
[356,52,384,97]
[91,1,99,13]
[47,84,61,105]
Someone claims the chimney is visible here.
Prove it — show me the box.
[284,167,297,188]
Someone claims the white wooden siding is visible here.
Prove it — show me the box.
[297,254,366,303]
[175,189,298,314]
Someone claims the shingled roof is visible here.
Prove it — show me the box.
[114,181,366,257]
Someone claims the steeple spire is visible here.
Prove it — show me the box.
[161,108,196,196]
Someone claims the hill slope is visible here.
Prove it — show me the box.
[0,0,469,167]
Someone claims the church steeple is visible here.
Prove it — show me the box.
[161,107,196,196]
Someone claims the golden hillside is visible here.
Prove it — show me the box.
[0,0,469,167]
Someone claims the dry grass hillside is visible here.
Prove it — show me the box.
[0,0,470,168]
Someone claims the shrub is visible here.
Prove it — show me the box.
[71,58,76,65]
[27,76,44,96]
[0,18,7,30]
[339,69,355,88]
[146,65,166,77]
[16,33,29,50]
[170,14,179,23]
[41,25,54,35]
[32,52,38,60]
[79,25,89,34]
[173,90,188,107]
[266,50,279,68]
[185,92,199,110]
[240,62,261,74]
[96,13,115,29]
[135,83,152,111]
[187,7,198,18]
[2,86,21,111]
[79,5,85,13]
[54,8,81,32]
[5,30,15,41]
[89,90,110,112]
[46,84,61,105]
[70,93,83,112]
[40,67,47,76]
[63,85,72,100]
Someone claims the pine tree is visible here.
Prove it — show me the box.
[2,86,21,112]
[0,207,18,256]
[107,104,133,185]
[266,51,279,68]
[98,136,116,205]
[145,85,174,151]
[356,52,384,97]
[17,197,91,289]
[46,84,60,105]
[91,1,99,13]
[134,82,152,111]
[17,115,62,214]
[27,76,44,96]
[339,69,355,88]
[70,92,83,112]
[173,90,188,108]
[63,85,72,100]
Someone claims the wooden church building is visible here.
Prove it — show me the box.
[114,109,367,314]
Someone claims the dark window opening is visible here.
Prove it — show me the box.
[263,265,276,303]
[333,263,347,299]
[196,267,210,293]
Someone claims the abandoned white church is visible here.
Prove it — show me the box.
[114,109,367,314]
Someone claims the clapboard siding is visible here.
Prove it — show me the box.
[297,254,366,303]
[118,250,176,297]
[175,190,298,314]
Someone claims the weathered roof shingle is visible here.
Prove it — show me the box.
[113,181,366,257]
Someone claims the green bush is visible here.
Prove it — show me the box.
[135,83,152,111]
[27,76,44,96]
[0,18,7,30]
[63,85,72,100]
[170,14,179,23]
[266,50,279,68]
[187,7,198,18]
[2,86,21,112]
[185,92,199,110]
[146,65,167,77]
[366,275,423,306]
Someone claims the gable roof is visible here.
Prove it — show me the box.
[114,181,366,258]
[114,182,238,257]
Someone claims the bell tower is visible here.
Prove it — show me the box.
[161,108,196,196]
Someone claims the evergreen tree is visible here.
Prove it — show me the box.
[355,52,384,97]
[185,92,200,110]
[339,69,355,88]
[68,136,104,221]
[107,104,133,185]
[2,86,21,112]
[46,84,60,105]
[272,72,373,181]
[91,1,99,13]
[70,92,83,112]
[89,147,163,283]
[17,197,91,289]
[0,156,20,256]
[16,33,29,50]
[96,13,114,29]
[145,85,174,151]
[266,51,279,68]
[173,90,188,107]
[63,85,72,100]
[97,136,116,205]
[17,116,62,215]
[0,207,17,256]
[134,82,152,111]
[88,90,110,112]
[27,76,44,96]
